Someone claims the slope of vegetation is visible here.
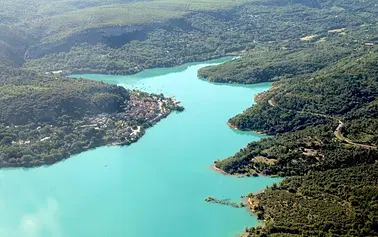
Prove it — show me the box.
[218,46,378,236]
[197,39,351,84]
[204,2,378,235]
[0,65,182,168]
[23,0,377,74]
[35,0,251,42]
[246,164,378,236]
[2,0,251,43]
[1,0,147,23]
[0,25,29,66]
[0,66,129,125]
[216,33,378,175]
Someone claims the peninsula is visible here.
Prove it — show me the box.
[0,68,183,168]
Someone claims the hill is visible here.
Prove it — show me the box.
[215,46,378,175]
[246,163,378,236]
[22,0,377,74]
[0,65,182,168]
[202,3,378,235]
[1,0,251,61]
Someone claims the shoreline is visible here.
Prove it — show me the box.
[6,57,233,170]
[211,164,229,175]
[227,122,239,130]
[0,95,183,170]
[69,55,236,77]
[253,92,267,103]
[227,122,265,135]
[7,57,277,237]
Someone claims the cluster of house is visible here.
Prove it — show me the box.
[123,94,168,124]
[77,93,180,145]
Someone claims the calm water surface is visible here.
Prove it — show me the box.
[0,58,281,237]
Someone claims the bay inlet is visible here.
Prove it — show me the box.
[0,58,281,237]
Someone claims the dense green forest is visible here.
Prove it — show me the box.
[246,164,378,236]
[22,0,377,74]
[0,66,129,125]
[197,37,351,84]
[219,49,378,234]
[0,64,182,167]
[201,2,378,235]
[217,36,378,172]
[2,0,249,42]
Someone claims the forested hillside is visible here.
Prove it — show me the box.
[0,0,189,168]
[24,0,377,74]
[0,66,130,125]
[246,164,378,236]
[198,1,378,235]
[216,47,378,175]
[2,0,251,61]
[0,65,182,167]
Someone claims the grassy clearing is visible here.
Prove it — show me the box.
[300,34,317,41]
[252,156,277,165]
[328,28,345,33]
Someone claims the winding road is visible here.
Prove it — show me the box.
[334,120,377,150]
[268,97,377,150]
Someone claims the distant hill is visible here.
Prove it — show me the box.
[0,66,130,125]
[0,25,28,66]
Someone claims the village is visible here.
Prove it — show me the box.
[78,91,184,146]
[9,91,183,155]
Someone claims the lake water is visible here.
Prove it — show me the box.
[0,58,280,237]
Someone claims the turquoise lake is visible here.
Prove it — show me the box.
[0,58,281,237]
